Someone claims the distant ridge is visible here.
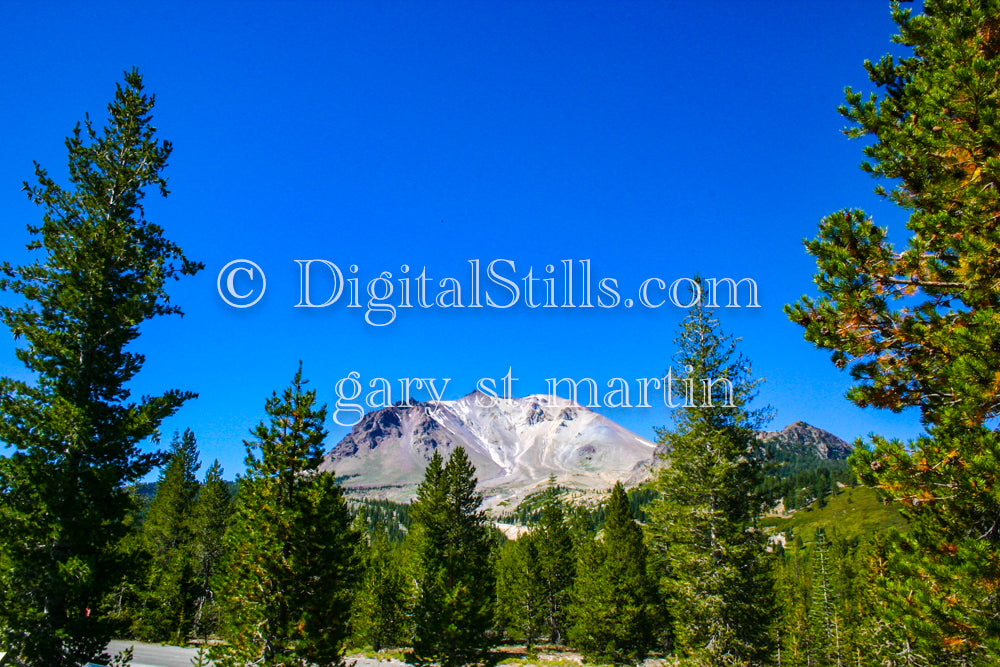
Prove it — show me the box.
[650,420,852,460]
[757,421,853,460]
[322,397,853,508]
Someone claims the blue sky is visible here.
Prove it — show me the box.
[0,1,927,480]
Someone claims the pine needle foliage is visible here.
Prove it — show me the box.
[532,481,575,645]
[648,293,775,666]
[409,447,495,667]
[212,366,361,667]
[0,69,201,666]
[495,534,546,650]
[135,428,201,643]
[787,1,1000,660]
[351,534,414,651]
[189,459,232,639]
[567,482,656,665]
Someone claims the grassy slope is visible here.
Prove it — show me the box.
[762,485,909,540]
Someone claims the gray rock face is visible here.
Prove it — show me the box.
[630,420,853,484]
[321,392,657,509]
[323,400,852,508]
[757,421,853,460]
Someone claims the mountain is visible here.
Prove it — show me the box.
[627,419,853,485]
[648,419,852,462]
[320,392,657,509]
[322,394,854,510]
[757,421,853,460]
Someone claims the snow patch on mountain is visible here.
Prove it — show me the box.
[321,392,657,509]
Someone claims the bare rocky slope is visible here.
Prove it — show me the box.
[321,392,657,509]
[321,394,851,509]
[757,420,853,459]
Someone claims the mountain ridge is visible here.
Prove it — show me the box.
[757,420,853,459]
[321,394,852,508]
[321,392,656,508]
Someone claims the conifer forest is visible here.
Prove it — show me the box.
[2,1,1000,665]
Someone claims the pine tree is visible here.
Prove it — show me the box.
[494,534,546,650]
[807,529,844,667]
[567,482,656,665]
[774,529,885,667]
[850,533,902,665]
[648,293,775,665]
[409,447,495,666]
[495,479,575,649]
[135,428,201,642]
[786,1,1000,660]
[829,532,872,666]
[189,459,231,639]
[774,535,811,666]
[0,69,201,666]
[212,366,361,667]
[351,534,414,651]
[567,501,600,559]
[533,480,575,645]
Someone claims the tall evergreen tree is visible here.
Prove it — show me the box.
[189,459,231,639]
[786,1,1000,660]
[850,533,904,664]
[773,528,885,667]
[648,294,775,665]
[567,482,656,665]
[135,428,201,642]
[494,534,546,649]
[807,529,843,667]
[495,479,576,649]
[774,535,812,666]
[0,70,201,666]
[212,366,360,667]
[409,447,495,666]
[533,481,575,645]
[351,534,415,651]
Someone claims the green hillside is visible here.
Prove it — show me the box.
[763,485,909,541]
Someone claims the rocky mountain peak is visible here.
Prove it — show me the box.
[323,396,854,509]
[320,393,656,509]
[757,421,853,460]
